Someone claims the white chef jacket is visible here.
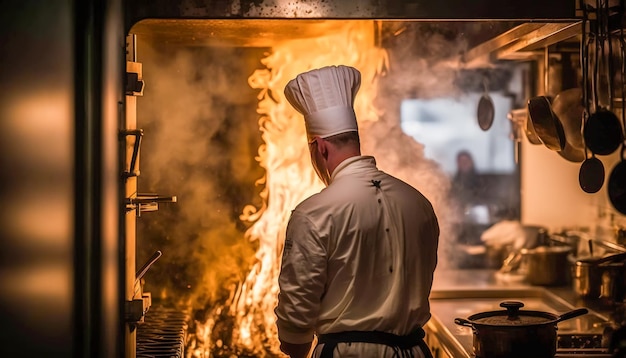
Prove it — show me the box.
[275,156,439,357]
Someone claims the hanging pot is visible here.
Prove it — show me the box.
[551,88,586,162]
[527,96,566,151]
[454,301,588,358]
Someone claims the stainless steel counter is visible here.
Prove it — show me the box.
[426,269,615,357]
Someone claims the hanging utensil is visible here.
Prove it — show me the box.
[580,145,606,193]
[477,78,495,131]
[552,88,586,162]
[579,10,606,193]
[522,59,542,145]
[608,11,626,215]
[583,0,624,156]
[527,95,566,151]
[527,45,567,151]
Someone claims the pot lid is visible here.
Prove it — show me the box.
[468,301,557,326]
[576,252,626,265]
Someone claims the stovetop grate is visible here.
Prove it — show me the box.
[136,305,190,358]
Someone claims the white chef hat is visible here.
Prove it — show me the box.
[284,65,361,141]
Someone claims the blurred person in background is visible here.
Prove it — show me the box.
[451,150,483,208]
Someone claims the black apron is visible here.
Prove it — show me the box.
[316,328,434,358]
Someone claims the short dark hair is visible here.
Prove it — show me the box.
[324,131,360,147]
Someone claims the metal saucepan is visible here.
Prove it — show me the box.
[520,245,572,286]
[551,88,585,162]
[527,95,566,151]
[599,261,626,304]
[455,301,588,358]
[570,251,626,299]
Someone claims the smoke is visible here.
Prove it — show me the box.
[360,23,473,267]
[136,42,268,307]
[135,21,479,308]
[377,23,468,99]
[133,20,507,356]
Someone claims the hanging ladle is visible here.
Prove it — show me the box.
[578,7,604,194]
[477,77,495,131]
[579,10,605,193]
[579,136,605,193]
[583,0,624,156]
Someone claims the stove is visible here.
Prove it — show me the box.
[427,287,614,357]
[136,305,190,358]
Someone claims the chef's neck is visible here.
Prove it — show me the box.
[320,137,361,176]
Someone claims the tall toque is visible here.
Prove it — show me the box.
[284,65,361,141]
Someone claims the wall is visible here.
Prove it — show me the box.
[520,135,624,233]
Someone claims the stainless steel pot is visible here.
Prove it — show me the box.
[454,301,588,358]
[484,243,512,269]
[600,261,626,304]
[571,257,602,298]
[571,252,626,299]
[520,245,572,286]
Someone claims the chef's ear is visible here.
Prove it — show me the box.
[316,137,329,159]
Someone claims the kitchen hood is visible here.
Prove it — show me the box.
[126,0,576,28]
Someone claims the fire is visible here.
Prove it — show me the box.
[189,20,388,357]
[185,19,459,357]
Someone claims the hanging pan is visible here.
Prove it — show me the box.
[477,78,495,131]
[527,45,566,151]
[552,88,586,162]
[527,95,566,151]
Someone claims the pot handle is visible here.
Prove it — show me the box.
[556,308,589,323]
[454,318,474,327]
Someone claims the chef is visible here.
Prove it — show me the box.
[275,65,439,358]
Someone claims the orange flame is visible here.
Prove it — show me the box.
[236,20,387,355]
[189,20,457,357]
[190,20,388,357]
